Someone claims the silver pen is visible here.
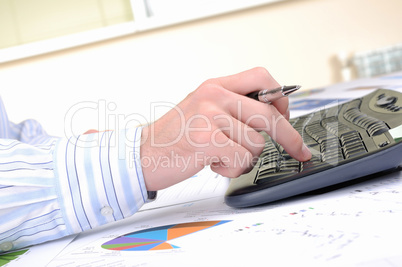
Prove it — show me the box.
[247,85,301,103]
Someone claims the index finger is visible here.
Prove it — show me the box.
[208,67,290,118]
[208,67,280,95]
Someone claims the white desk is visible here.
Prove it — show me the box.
[4,73,402,267]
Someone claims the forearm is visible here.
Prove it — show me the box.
[0,127,148,252]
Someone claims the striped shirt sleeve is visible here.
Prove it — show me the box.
[0,98,148,252]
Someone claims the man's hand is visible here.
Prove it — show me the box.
[140,67,312,191]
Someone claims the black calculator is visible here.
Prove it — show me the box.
[225,89,402,207]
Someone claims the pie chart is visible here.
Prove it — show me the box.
[0,249,28,266]
[101,220,230,251]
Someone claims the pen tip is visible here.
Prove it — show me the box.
[283,85,301,96]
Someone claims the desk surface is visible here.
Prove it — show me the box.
[3,73,402,267]
[50,170,402,267]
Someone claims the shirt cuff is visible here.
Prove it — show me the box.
[53,127,148,235]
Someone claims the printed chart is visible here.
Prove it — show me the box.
[47,169,402,267]
[0,249,28,266]
[102,220,230,251]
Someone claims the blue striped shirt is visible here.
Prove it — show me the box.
[0,97,148,252]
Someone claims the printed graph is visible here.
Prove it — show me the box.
[102,220,230,251]
[0,249,28,266]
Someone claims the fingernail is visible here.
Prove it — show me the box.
[302,143,312,160]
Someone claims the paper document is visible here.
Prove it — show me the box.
[141,166,230,210]
[47,170,402,267]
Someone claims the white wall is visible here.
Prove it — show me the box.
[1,0,402,137]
